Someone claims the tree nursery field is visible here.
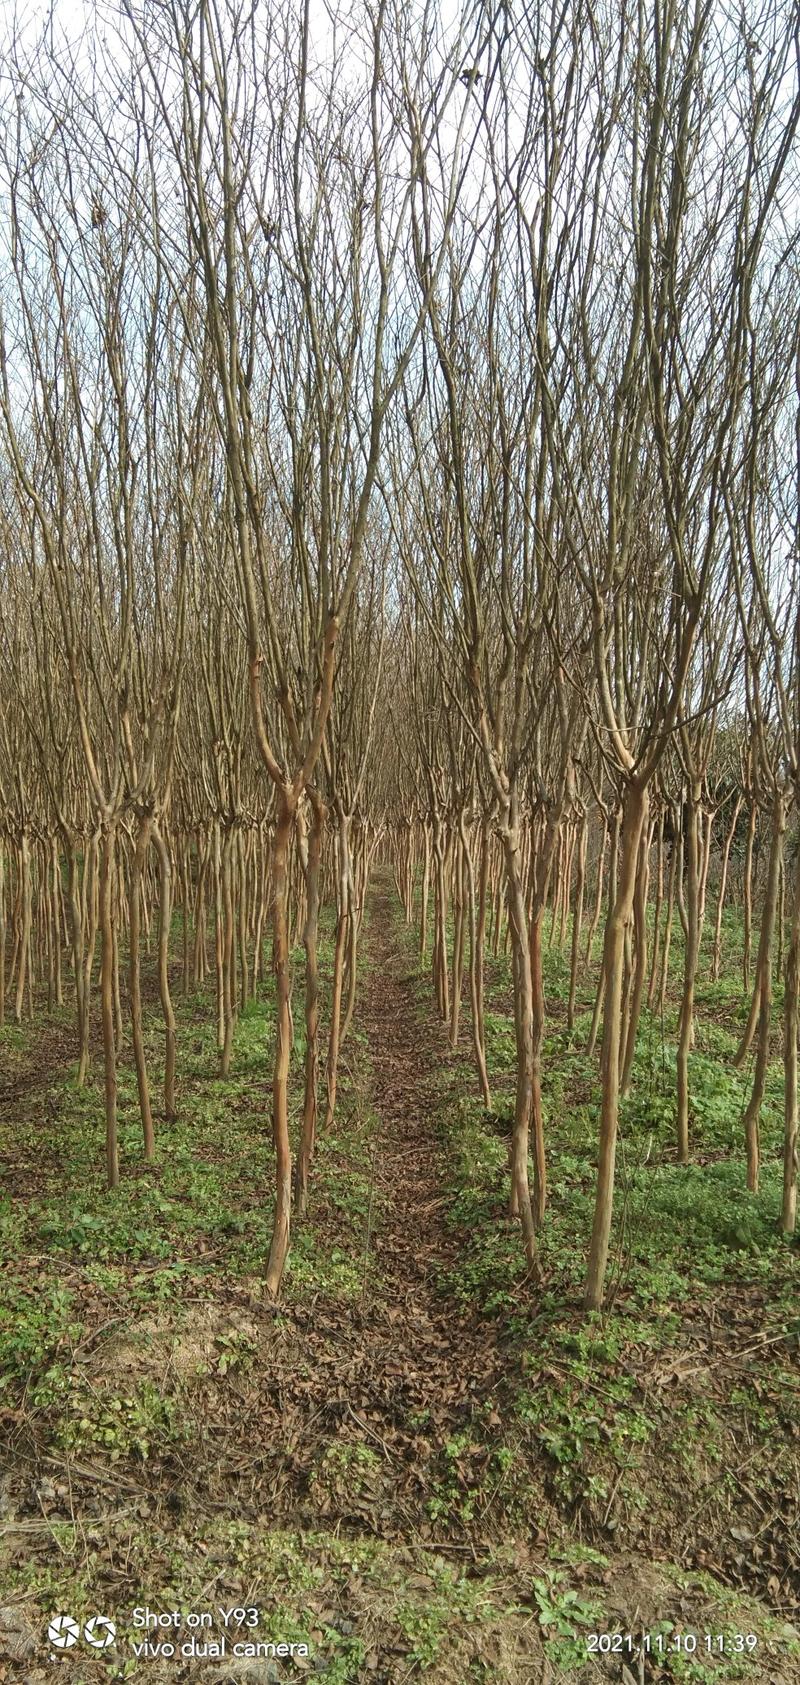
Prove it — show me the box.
[0,0,799,1680]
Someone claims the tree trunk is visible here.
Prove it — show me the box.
[63,835,86,1069]
[742,789,786,1192]
[129,816,155,1159]
[529,906,547,1229]
[78,830,99,1086]
[742,802,757,996]
[658,829,679,1016]
[459,810,491,1107]
[584,782,648,1311]
[0,840,5,1028]
[449,830,466,1049]
[647,808,665,1009]
[237,829,250,1008]
[419,824,430,962]
[324,809,351,1132]
[588,808,620,1056]
[585,811,608,965]
[220,827,235,1076]
[620,814,651,1097]
[676,784,701,1161]
[712,794,742,981]
[265,794,295,1297]
[152,821,178,1120]
[781,822,800,1235]
[567,813,587,1031]
[52,836,63,1006]
[502,816,540,1279]
[13,832,31,1026]
[432,812,449,1019]
[296,793,325,1215]
[213,822,225,1057]
[99,824,119,1190]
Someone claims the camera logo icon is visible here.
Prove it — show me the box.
[84,1616,117,1648]
[47,1615,80,1649]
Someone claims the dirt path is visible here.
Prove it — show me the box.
[252,871,509,1542]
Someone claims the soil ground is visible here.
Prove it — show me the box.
[1,874,799,1684]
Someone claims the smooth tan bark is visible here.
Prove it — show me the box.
[152,821,178,1120]
[78,830,100,1087]
[585,811,608,965]
[449,831,466,1049]
[502,823,540,1279]
[657,827,678,1016]
[13,832,31,1026]
[567,813,587,1031]
[584,783,648,1311]
[676,786,701,1161]
[129,816,155,1159]
[213,822,225,1057]
[237,829,250,1009]
[742,803,757,997]
[100,825,119,1190]
[459,809,491,1107]
[588,808,620,1056]
[742,790,786,1192]
[220,828,235,1077]
[296,792,325,1215]
[712,794,742,981]
[265,797,295,1297]
[431,812,449,1021]
[620,816,651,1097]
[419,824,430,961]
[325,809,351,1132]
[530,908,547,1229]
[782,827,800,1234]
[0,842,5,1027]
[647,808,665,1009]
